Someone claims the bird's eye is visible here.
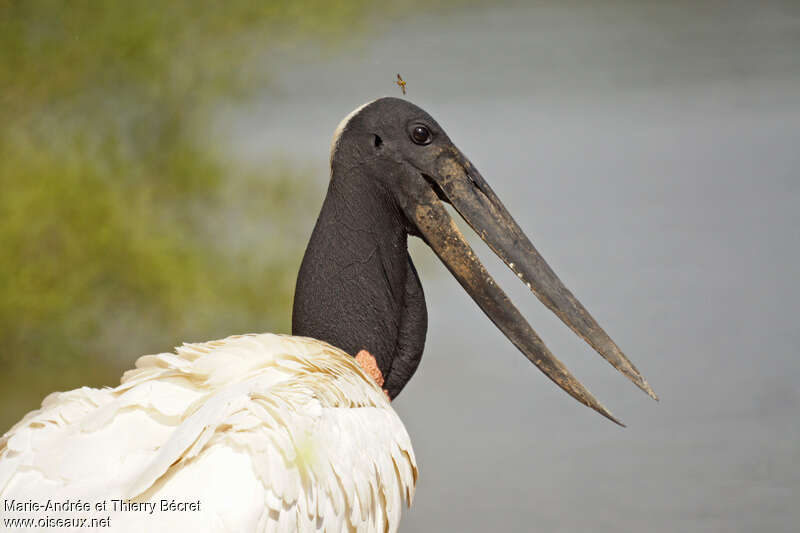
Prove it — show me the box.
[410,125,432,145]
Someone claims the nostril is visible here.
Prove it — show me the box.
[373,134,383,149]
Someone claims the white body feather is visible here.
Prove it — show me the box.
[0,334,417,532]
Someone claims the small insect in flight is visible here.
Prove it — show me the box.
[395,73,407,95]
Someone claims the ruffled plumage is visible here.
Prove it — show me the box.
[0,334,417,532]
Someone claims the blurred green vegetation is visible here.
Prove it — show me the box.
[0,0,457,431]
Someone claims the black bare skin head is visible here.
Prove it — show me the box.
[292,97,656,422]
[292,98,440,398]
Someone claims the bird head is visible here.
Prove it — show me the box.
[319,97,656,424]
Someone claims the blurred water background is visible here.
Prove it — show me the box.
[2,1,799,531]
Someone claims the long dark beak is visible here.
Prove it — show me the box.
[401,148,657,425]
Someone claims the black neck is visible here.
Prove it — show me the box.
[292,163,423,385]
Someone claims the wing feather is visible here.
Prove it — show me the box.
[0,333,416,532]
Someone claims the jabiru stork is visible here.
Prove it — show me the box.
[0,98,655,532]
